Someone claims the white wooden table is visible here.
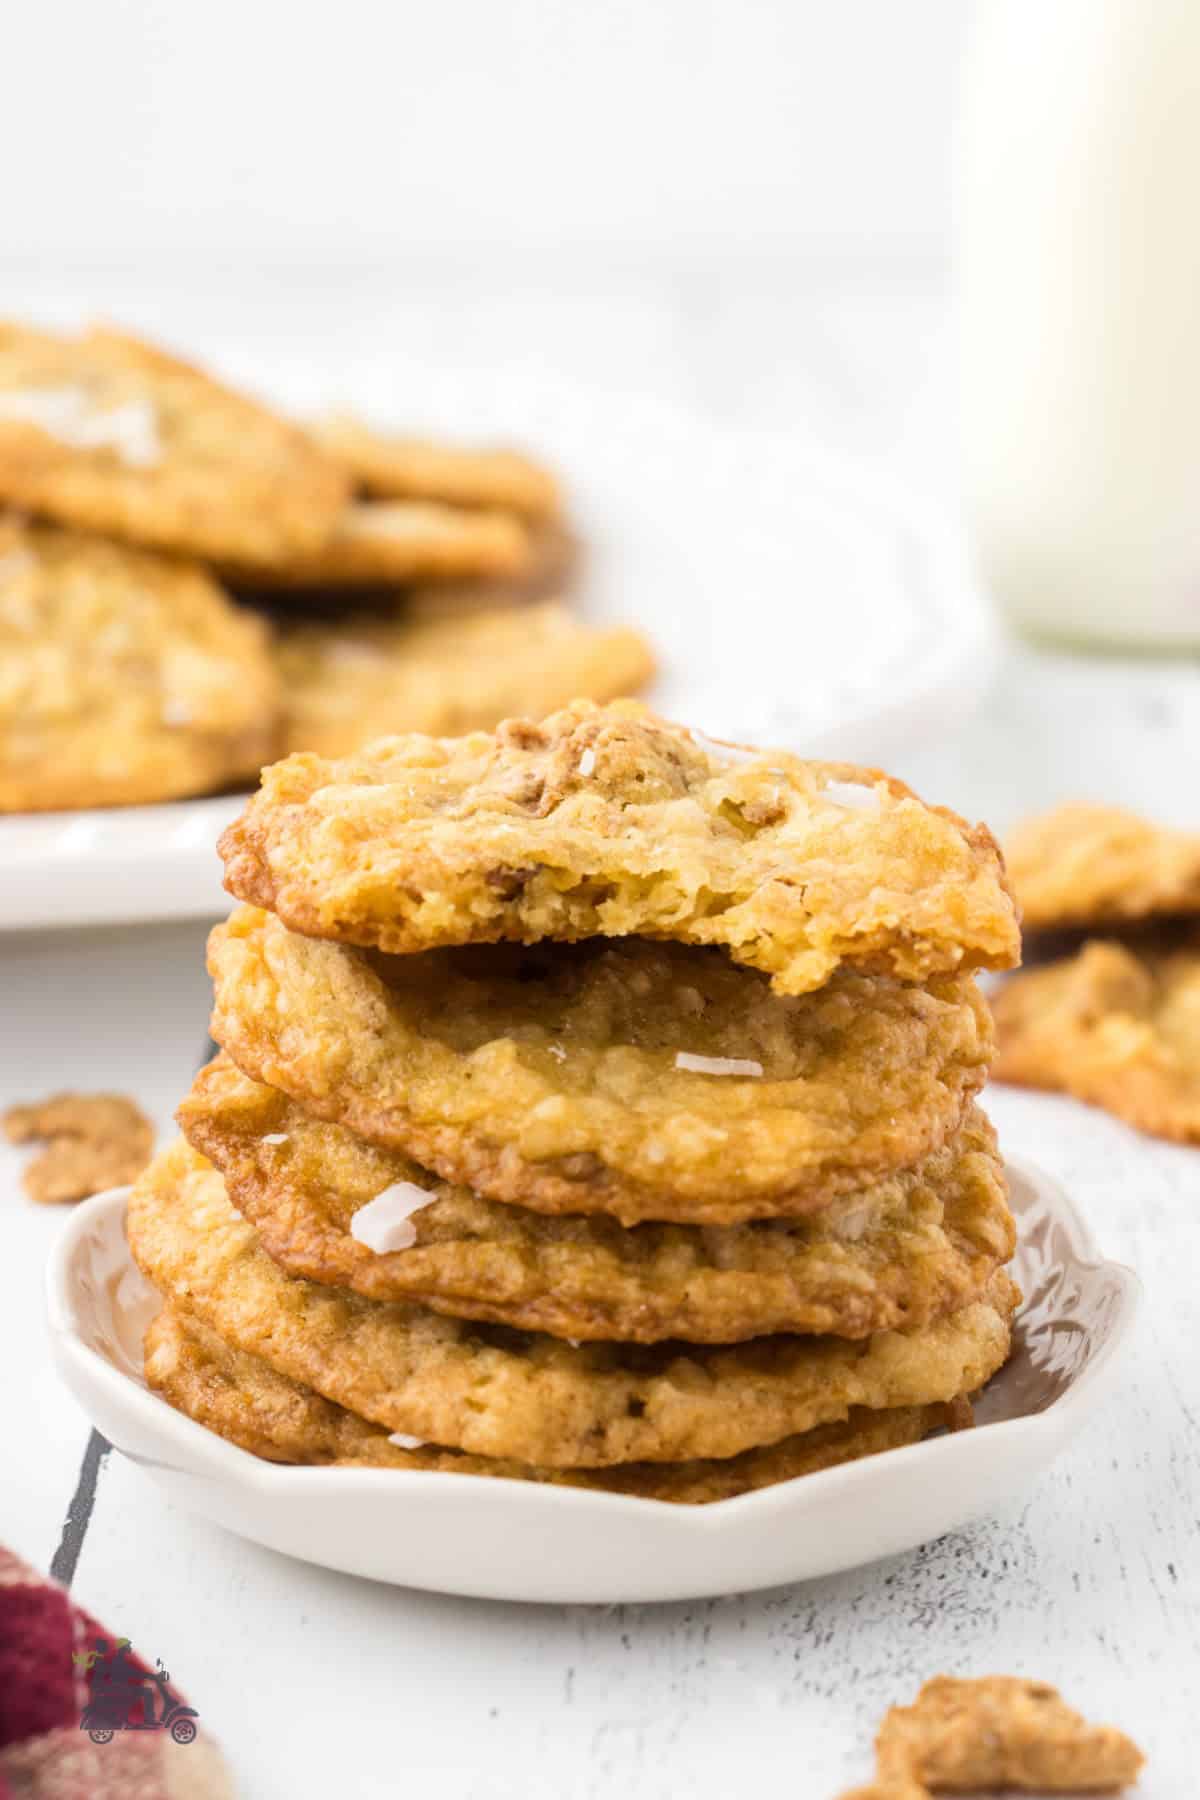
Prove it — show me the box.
[2,273,1197,1797]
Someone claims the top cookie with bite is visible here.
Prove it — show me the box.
[219,701,1020,995]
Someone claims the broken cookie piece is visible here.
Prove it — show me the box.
[838,1675,1144,1796]
[3,1091,154,1203]
[1008,802,1200,933]
[991,938,1200,1143]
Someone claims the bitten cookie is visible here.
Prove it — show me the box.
[218,700,1021,992]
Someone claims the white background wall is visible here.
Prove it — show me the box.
[2,0,970,268]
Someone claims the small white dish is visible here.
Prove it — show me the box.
[0,379,990,933]
[46,1158,1138,1605]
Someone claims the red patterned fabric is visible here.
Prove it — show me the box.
[0,1547,232,1798]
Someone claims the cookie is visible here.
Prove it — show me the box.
[145,1306,957,1503]
[403,519,581,619]
[0,519,279,810]
[992,938,1200,1142]
[207,910,994,1225]
[218,700,1021,993]
[178,1056,1014,1343]
[314,416,560,520]
[0,322,347,564]
[127,1141,1017,1467]
[274,601,655,758]
[852,1676,1145,1797]
[3,1089,153,1203]
[1008,802,1200,933]
[223,499,531,590]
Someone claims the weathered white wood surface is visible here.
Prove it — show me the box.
[0,277,1196,1797]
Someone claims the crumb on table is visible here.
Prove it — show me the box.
[3,1091,154,1204]
[836,1674,1145,1797]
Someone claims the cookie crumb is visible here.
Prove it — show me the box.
[837,1675,1144,1797]
[3,1091,154,1204]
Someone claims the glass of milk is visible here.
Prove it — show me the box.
[957,0,1200,649]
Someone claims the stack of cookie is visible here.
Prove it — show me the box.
[129,701,1023,1503]
[0,321,652,810]
[993,803,1200,1143]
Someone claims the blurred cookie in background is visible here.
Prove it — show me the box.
[314,416,560,522]
[402,517,582,620]
[1007,802,1200,935]
[0,317,653,812]
[994,802,1200,1142]
[0,322,348,566]
[992,936,1200,1144]
[221,498,533,593]
[3,1090,154,1204]
[0,518,279,811]
[273,599,654,756]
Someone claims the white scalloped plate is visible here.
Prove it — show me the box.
[47,1158,1138,1605]
[0,382,991,931]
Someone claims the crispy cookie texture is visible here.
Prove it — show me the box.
[207,910,994,1225]
[992,939,1200,1143]
[3,1090,153,1203]
[314,416,560,520]
[1009,802,1200,932]
[274,601,655,758]
[838,1674,1145,1796]
[0,322,347,564]
[217,701,1020,991]
[127,1142,1017,1468]
[179,1056,1014,1343]
[145,1306,957,1503]
[0,519,279,810]
[222,498,532,591]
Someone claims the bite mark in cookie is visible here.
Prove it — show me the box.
[218,699,1020,994]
